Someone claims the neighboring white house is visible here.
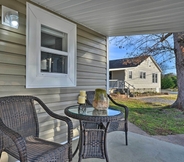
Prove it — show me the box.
[109,55,162,93]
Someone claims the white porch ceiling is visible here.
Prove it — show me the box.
[31,0,184,36]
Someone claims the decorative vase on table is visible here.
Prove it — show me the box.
[92,88,109,110]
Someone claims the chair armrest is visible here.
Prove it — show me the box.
[33,97,73,161]
[0,118,27,161]
[107,94,129,121]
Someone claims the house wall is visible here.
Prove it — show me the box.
[112,70,125,81]
[111,57,161,92]
[0,0,107,161]
[126,57,161,92]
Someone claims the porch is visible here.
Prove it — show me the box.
[3,122,184,162]
[1,1,184,161]
[72,131,184,162]
[109,79,135,96]
[109,79,162,96]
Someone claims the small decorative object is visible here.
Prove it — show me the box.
[78,96,85,104]
[92,88,109,110]
[78,90,86,112]
[79,90,86,97]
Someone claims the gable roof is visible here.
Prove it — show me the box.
[109,55,150,69]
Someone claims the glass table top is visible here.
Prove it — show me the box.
[65,105,123,122]
[67,105,121,116]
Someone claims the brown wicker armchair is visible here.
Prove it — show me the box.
[0,96,73,162]
[86,91,128,145]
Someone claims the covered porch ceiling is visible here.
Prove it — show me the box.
[31,0,184,36]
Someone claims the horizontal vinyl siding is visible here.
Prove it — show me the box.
[0,0,107,157]
[0,28,26,45]
[0,52,26,65]
[112,70,125,81]
[0,41,26,55]
[125,58,161,91]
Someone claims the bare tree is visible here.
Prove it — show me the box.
[172,32,184,110]
[111,32,184,110]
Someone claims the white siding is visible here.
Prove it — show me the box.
[126,57,161,92]
[112,70,125,81]
[111,57,161,92]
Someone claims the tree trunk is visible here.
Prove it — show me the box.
[171,32,184,110]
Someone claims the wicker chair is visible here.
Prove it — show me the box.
[86,91,128,145]
[0,95,73,162]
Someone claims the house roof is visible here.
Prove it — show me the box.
[109,55,150,69]
[30,0,184,36]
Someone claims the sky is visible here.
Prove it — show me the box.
[108,37,176,74]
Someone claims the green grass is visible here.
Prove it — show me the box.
[110,97,184,135]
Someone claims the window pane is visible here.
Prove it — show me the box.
[41,25,68,52]
[152,73,157,83]
[129,71,132,78]
[140,72,142,78]
[152,74,154,82]
[143,72,146,79]
[41,52,67,74]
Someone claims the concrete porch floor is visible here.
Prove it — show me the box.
[72,131,184,162]
[2,121,184,162]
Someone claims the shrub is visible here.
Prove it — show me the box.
[161,74,177,89]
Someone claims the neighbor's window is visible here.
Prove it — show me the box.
[26,3,76,88]
[129,71,132,79]
[140,72,146,79]
[152,73,158,83]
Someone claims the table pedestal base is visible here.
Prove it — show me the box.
[77,121,109,162]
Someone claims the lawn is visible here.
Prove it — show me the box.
[109,96,184,135]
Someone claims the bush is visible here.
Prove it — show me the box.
[161,74,177,89]
[171,76,177,88]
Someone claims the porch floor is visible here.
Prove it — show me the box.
[72,131,184,162]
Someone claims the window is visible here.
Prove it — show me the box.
[152,73,158,83]
[140,72,146,79]
[26,3,76,88]
[41,25,68,74]
[129,71,132,79]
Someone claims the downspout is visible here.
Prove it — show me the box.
[106,37,109,93]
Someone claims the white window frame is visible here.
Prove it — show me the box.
[140,72,146,79]
[128,71,132,79]
[152,73,158,83]
[26,3,76,88]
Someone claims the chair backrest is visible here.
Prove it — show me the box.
[86,91,95,105]
[0,96,39,140]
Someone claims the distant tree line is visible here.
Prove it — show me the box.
[161,73,177,89]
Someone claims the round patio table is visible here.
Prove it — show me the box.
[64,105,123,162]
